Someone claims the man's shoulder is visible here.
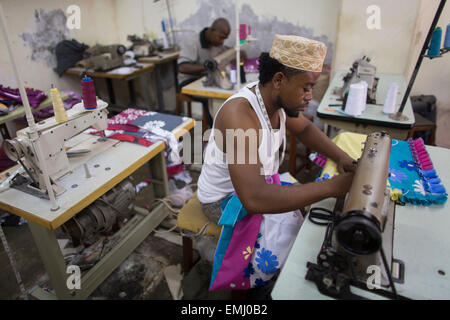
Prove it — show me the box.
[216,97,260,130]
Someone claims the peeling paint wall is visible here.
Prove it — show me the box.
[0,0,119,91]
[115,0,340,66]
[19,8,69,68]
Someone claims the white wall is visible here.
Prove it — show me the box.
[407,0,450,109]
[334,0,421,74]
[0,0,119,92]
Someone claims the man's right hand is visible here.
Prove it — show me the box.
[328,172,355,198]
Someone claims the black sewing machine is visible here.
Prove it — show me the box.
[305,132,405,299]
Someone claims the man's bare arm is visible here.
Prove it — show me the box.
[286,115,353,166]
[217,99,353,214]
[178,63,205,75]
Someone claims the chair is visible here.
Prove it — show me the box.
[407,112,437,145]
[177,191,221,273]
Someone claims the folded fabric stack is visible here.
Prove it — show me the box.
[0,85,47,115]
[315,133,447,206]
[87,108,187,164]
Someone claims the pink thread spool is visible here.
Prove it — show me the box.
[239,24,247,41]
[81,76,97,110]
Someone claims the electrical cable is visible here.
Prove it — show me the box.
[0,224,28,300]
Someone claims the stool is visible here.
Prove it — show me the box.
[177,192,251,299]
[177,191,221,274]
[407,112,437,145]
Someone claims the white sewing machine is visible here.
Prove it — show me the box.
[2,100,113,210]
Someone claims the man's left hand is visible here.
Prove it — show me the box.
[337,154,357,174]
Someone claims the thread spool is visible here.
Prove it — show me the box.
[444,24,450,49]
[240,62,246,83]
[50,86,68,123]
[239,24,247,40]
[383,82,398,114]
[428,27,442,57]
[161,20,169,49]
[230,67,237,84]
[344,82,366,116]
[81,76,97,110]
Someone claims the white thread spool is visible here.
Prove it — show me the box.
[383,82,398,114]
[345,82,366,116]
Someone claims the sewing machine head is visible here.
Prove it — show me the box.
[306,131,404,299]
[76,44,126,71]
[341,56,379,105]
[203,47,236,90]
[3,99,109,200]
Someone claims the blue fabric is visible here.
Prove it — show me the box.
[210,194,248,287]
[388,139,446,205]
[218,194,246,227]
[315,139,447,206]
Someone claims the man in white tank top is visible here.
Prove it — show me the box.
[198,35,356,218]
[197,35,357,294]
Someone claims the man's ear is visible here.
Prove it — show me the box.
[272,72,284,90]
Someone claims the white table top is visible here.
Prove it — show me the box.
[272,144,450,300]
[181,73,259,100]
[317,70,415,129]
[138,51,180,64]
[0,117,194,230]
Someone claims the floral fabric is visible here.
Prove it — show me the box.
[209,173,303,291]
[315,132,447,205]
[86,108,188,164]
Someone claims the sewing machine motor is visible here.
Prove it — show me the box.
[306,131,405,299]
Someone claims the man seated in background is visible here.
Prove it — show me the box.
[177,18,246,127]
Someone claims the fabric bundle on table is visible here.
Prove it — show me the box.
[314,132,447,206]
[86,108,187,164]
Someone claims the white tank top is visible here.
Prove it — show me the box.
[197,81,286,204]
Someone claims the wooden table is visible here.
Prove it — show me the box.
[180,73,259,125]
[272,143,450,300]
[317,70,415,139]
[0,114,194,299]
[139,51,180,112]
[64,63,155,112]
[0,91,69,139]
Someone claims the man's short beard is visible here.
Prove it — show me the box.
[276,96,299,118]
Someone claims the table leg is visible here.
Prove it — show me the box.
[149,151,169,199]
[128,79,136,107]
[106,79,116,106]
[154,66,165,112]
[27,223,73,299]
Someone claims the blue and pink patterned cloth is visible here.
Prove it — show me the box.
[210,173,303,291]
[314,135,447,206]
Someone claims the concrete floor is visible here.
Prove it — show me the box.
[1,108,449,300]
